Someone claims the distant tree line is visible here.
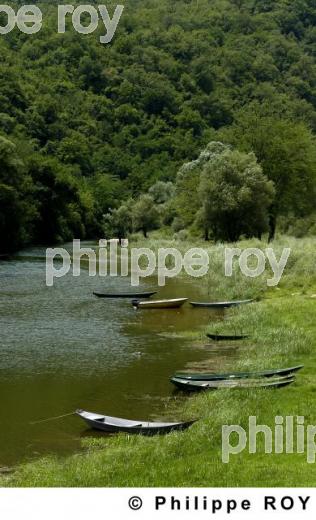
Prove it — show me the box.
[1,0,316,251]
[108,128,315,242]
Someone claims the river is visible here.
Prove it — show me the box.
[0,243,235,466]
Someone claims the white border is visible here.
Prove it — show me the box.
[0,488,315,519]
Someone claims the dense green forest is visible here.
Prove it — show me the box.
[1,0,316,251]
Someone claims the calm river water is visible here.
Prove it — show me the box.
[0,243,236,466]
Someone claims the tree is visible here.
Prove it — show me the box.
[132,195,160,237]
[29,156,86,243]
[148,181,175,204]
[103,204,133,240]
[220,103,316,239]
[0,136,36,252]
[90,174,122,217]
[198,145,275,242]
[148,181,177,226]
[175,142,228,230]
[2,0,316,248]
[0,184,23,252]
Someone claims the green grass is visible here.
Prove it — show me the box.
[3,236,316,487]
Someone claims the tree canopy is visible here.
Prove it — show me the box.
[1,0,316,249]
[174,142,275,241]
[219,102,316,238]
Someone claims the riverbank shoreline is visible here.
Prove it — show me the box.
[2,236,316,487]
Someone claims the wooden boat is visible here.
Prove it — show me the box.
[76,409,196,435]
[132,298,188,309]
[170,376,295,392]
[190,299,254,308]
[174,365,304,381]
[93,291,157,299]
[207,333,249,341]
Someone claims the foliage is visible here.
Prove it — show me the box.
[132,194,160,237]
[103,202,133,240]
[1,0,316,247]
[175,141,274,241]
[219,102,316,238]
[0,136,36,251]
[148,181,175,204]
[278,213,316,237]
[198,145,275,241]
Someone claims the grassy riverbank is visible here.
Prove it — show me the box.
[3,236,316,486]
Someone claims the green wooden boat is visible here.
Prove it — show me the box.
[174,365,303,381]
[170,376,295,392]
[190,299,254,308]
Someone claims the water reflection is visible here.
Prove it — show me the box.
[0,245,240,465]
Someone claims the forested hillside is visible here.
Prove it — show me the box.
[1,0,316,251]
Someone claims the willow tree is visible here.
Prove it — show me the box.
[175,142,228,234]
[198,146,275,242]
[132,194,160,238]
[175,141,275,241]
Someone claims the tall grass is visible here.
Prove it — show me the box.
[132,235,316,298]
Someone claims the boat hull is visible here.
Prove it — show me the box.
[133,298,188,309]
[93,291,157,298]
[76,410,195,435]
[190,299,254,308]
[207,333,249,341]
[174,365,304,381]
[171,376,295,392]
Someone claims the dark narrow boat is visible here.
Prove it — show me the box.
[170,376,295,392]
[76,409,196,435]
[207,333,249,341]
[174,365,304,381]
[190,299,254,308]
[93,291,157,298]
